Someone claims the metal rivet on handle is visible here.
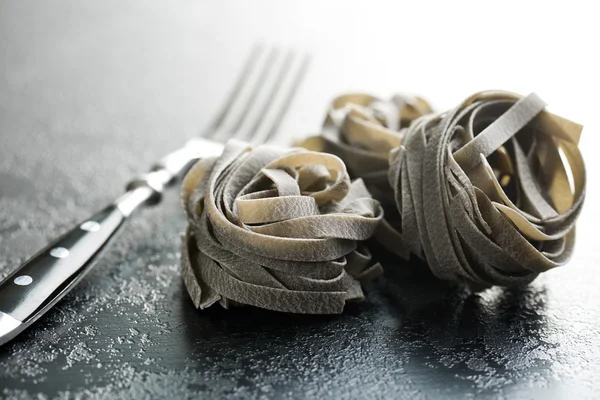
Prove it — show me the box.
[14,275,33,286]
[50,247,70,258]
[80,221,101,232]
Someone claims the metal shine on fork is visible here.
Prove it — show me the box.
[0,45,310,346]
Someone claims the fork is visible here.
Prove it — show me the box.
[0,45,311,346]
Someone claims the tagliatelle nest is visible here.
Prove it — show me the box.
[180,140,384,314]
[298,93,434,257]
[390,91,586,287]
[302,91,586,288]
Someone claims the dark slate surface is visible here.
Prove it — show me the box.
[1,2,599,399]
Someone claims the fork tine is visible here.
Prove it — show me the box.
[228,48,290,142]
[227,47,280,139]
[244,51,310,145]
[207,44,264,139]
[259,52,311,144]
[243,49,295,142]
[209,45,310,145]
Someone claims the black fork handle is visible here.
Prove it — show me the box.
[0,186,155,346]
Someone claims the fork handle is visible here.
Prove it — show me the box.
[0,139,225,346]
[0,186,155,345]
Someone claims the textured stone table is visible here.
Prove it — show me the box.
[1,1,599,399]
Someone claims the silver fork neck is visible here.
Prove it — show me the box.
[152,138,225,179]
[123,138,225,211]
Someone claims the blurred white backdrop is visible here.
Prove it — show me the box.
[194,1,599,139]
